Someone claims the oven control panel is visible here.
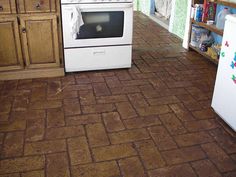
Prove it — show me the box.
[61,0,133,4]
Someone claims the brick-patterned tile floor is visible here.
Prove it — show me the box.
[0,12,236,177]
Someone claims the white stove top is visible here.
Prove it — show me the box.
[61,0,133,4]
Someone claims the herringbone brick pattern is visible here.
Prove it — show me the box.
[0,12,236,177]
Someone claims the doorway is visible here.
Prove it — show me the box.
[150,0,173,30]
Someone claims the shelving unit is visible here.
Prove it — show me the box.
[191,19,224,36]
[217,0,236,8]
[189,0,236,65]
[189,45,219,64]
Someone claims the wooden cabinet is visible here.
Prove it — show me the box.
[20,14,60,68]
[17,0,56,13]
[0,0,16,14]
[0,16,23,71]
[0,0,64,80]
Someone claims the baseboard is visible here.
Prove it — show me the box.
[0,67,65,80]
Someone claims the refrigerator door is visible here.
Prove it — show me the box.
[212,14,236,131]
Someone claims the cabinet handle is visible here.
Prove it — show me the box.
[36,3,41,9]
[22,28,26,33]
[0,5,3,11]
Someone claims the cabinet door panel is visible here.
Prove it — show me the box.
[20,14,60,69]
[17,0,56,13]
[0,0,16,14]
[0,16,24,71]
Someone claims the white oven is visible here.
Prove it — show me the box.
[61,0,133,72]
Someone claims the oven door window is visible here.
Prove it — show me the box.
[77,11,124,39]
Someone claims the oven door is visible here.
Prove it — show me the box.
[61,3,133,48]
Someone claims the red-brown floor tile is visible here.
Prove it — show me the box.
[0,12,236,177]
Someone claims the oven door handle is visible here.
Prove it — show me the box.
[63,3,133,11]
[88,4,133,9]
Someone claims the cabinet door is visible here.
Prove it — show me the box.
[0,0,16,14]
[0,16,24,71]
[20,14,60,69]
[17,0,56,13]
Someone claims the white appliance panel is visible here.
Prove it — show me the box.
[212,14,236,131]
[64,45,132,72]
[61,3,133,48]
[61,0,133,4]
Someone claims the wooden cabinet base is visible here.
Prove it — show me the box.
[0,1,64,80]
[0,67,65,80]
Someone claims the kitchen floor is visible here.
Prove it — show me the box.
[0,12,236,177]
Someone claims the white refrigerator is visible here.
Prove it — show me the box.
[212,14,236,131]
